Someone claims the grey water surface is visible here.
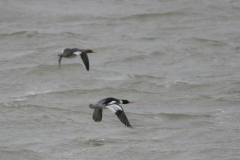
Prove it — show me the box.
[1,0,240,159]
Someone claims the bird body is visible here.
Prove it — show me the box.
[89,97,134,128]
[58,48,96,71]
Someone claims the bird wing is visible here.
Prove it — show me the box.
[61,48,72,56]
[92,108,103,122]
[80,52,89,71]
[58,56,62,68]
[105,104,133,128]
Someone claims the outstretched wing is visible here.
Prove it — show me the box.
[106,104,133,128]
[80,52,89,71]
[92,109,103,122]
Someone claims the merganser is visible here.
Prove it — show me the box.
[89,97,134,128]
[58,48,96,71]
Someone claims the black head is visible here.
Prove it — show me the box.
[103,97,118,105]
[85,49,96,53]
[121,100,133,104]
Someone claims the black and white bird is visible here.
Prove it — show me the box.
[58,48,96,71]
[89,97,134,128]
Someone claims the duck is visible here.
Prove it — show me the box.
[58,48,96,71]
[89,97,134,128]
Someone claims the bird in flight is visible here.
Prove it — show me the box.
[89,97,134,128]
[58,48,96,71]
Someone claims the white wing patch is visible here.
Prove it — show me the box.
[108,100,117,105]
[73,51,82,56]
[106,104,123,113]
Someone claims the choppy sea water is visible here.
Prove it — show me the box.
[1,0,240,159]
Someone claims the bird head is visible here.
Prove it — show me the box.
[120,100,133,104]
[85,49,96,53]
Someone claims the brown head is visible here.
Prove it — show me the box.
[85,49,96,53]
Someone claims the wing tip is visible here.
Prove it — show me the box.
[80,53,90,71]
[125,123,134,129]
[58,56,62,68]
[93,118,101,122]
[93,116,102,122]
[129,125,134,129]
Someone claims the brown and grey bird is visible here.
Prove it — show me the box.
[58,48,96,71]
[89,97,134,128]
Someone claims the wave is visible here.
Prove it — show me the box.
[0,149,42,160]
[0,101,88,114]
[137,112,213,121]
[127,74,165,80]
[0,31,29,37]
[180,37,228,46]
[102,54,150,66]
[0,30,84,40]
[25,90,52,96]
[11,87,130,101]
[119,11,187,21]
[159,112,212,119]
[101,51,163,66]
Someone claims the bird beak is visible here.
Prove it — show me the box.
[92,51,97,53]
